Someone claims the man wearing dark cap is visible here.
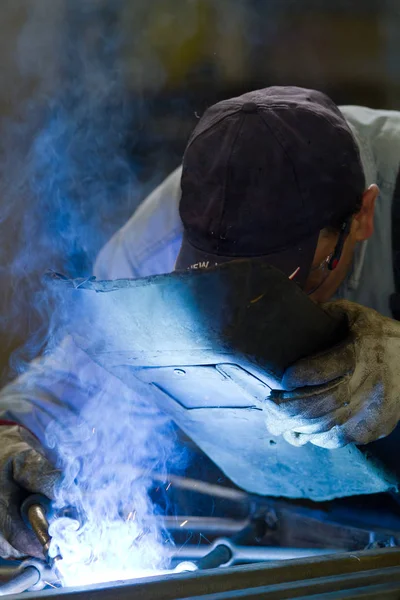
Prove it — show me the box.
[0,86,400,558]
[175,87,375,296]
[172,86,399,450]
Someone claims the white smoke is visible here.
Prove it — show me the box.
[0,0,186,586]
[45,370,183,587]
[0,0,152,380]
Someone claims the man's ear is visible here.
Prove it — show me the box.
[353,184,379,241]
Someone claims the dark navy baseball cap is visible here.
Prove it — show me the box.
[175,86,365,286]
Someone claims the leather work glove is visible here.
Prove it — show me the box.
[0,425,60,559]
[264,300,400,449]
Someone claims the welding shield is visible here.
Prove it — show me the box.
[52,260,399,501]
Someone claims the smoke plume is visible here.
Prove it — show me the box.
[0,0,150,379]
[0,0,185,585]
[46,371,183,586]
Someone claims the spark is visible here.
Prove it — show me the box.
[199,533,211,545]
[127,510,136,522]
[250,294,264,304]
[135,529,146,543]
[166,482,172,491]
[176,533,193,554]
[350,554,361,562]
[180,520,188,528]
[43,581,57,589]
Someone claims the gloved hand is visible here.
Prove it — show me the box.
[264,300,400,449]
[0,425,60,559]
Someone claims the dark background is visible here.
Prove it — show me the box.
[1,0,400,382]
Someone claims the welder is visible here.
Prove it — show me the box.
[0,86,400,560]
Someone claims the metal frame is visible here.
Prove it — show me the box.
[4,548,400,600]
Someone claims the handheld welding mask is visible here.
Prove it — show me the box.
[56,259,400,502]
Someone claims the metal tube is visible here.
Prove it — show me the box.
[162,516,250,534]
[0,567,21,582]
[150,473,249,504]
[172,545,339,566]
[0,559,60,592]
[196,544,232,570]
[0,566,40,596]
[229,545,338,563]
[12,548,400,600]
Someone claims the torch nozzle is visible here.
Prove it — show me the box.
[20,494,63,572]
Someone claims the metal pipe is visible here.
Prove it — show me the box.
[0,566,40,596]
[0,559,60,594]
[176,519,269,570]
[0,566,21,582]
[151,473,249,504]
[196,544,232,570]
[12,548,400,600]
[136,470,249,504]
[161,516,250,534]
[171,539,338,572]
[227,545,339,563]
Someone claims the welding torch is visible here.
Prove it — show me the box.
[19,495,62,583]
[21,494,62,568]
[0,495,61,596]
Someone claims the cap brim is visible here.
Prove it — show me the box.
[174,233,319,288]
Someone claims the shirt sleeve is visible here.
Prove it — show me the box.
[94,166,183,279]
[0,336,121,441]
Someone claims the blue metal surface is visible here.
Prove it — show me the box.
[53,261,398,501]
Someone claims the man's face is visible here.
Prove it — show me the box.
[304,184,379,303]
